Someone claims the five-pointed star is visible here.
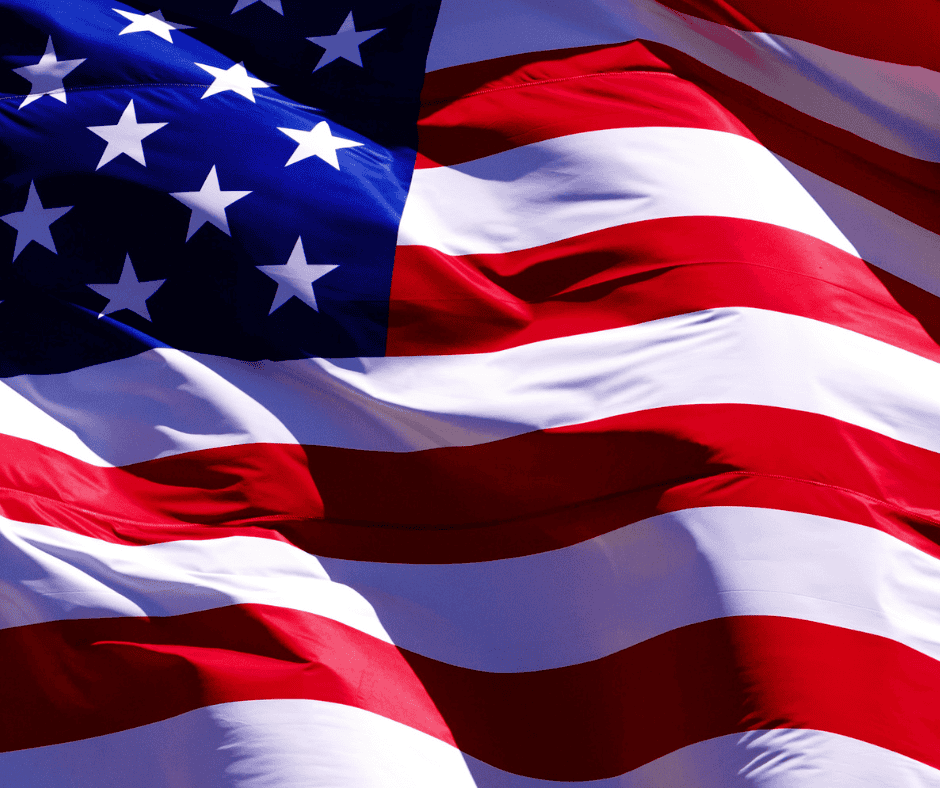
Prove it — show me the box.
[307,11,384,71]
[113,8,193,43]
[258,237,337,314]
[231,0,283,14]
[13,37,86,109]
[0,182,72,262]
[170,165,251,241]
[87,99,168,170]
[278,121,363,169]
[194,61,272,102]
[88,254,166,321]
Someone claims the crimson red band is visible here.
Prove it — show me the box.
[3,608,940,780]
[417,42,754,168]
[0,605,453,752]
[389,217,940,360]
[417,41,940,235]
[650,0,940,70]
[3,403,940,562]
[644,41,940,236]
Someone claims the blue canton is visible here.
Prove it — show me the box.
[0,0,441,375]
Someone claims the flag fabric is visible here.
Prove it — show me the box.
[1,0,939,785]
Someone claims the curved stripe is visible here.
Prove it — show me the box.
[5,611,940,779]
[428,0,940,162]
[464,729,940,787]
[416,43,759,167]
[7,708,937,787]
[652,0,940,70]
[6,308,940,463]
[5,407,940,568]
[658,12,940,163]
[320,506,940,671]
[8,504,940,674]
[404,616,940,779]
[0,604,454,753]
[0,699,477,788]
[0,521,388,641]
[398,126,857,257]
[389,217,940,359]
[775,156,940,300]
[647,41,940,237]
[417,42,940,237]
[4,400,940,546]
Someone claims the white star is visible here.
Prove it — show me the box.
[307,11,384,71]
[170,166,251,241]
[231,0,283,14]
[13,37,86,109]
[88,254,165,321]
[278,121,363,169]
[113,8,193,43]
[0,182,72,262]
[87,100,168,170]
[258,237,337,314]
[194,61,272,102]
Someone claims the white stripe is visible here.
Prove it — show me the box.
[464,729,939,787]
[0,377,108,466]
[8,703,933,788]
[10,506,940,675]
[776,155,940,298]
[5,307,940,463]
[428,0,940,163]
[0,518,391,643]
[0,699,478,788]
[321,507,940,672]
[398,126,858,257]
[0,347,300,466]
[766,35,940,162]
[4,308,940,465]
[652,6,940,164]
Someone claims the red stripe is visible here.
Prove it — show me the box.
[4,404,940,563]
[5,449,938,566]
[421,39,676,105]
[651,0,940,71]
[643,41,940,237]
[406,615,940,779]
[0,604,453,752]
[4,609,940,779]
[417,41,940,235]
[389,217,940,360]
[416,41,756,167]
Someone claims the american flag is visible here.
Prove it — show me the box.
[1,0,939,785]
